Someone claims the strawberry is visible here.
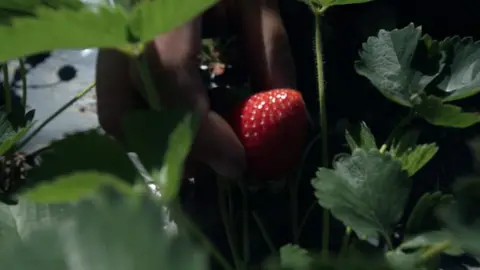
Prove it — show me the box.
[228,88,308,179]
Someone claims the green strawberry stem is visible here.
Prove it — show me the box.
[217,177,243,269]
[18,82,96,150]
[136,54,162,111]
[2,63,12,114]
[314,7,330,259]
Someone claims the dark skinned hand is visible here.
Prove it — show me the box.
[95,0,296,179]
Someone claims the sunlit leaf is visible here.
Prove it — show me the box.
[0,199,74,245]
[415,95,480,128]
[298,0,373,9]
[312,149,410,239]
[22,172,135,203]
[393,143,438,176]
[0,193,208,270]
[355,23,444,107]
[0,0,217,61]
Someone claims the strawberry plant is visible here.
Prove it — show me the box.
[1,0,480,270]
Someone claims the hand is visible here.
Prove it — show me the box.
[95,0,296,179]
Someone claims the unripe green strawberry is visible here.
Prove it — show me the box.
[229,88,308,179]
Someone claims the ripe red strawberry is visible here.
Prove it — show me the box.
[229,88,308,179]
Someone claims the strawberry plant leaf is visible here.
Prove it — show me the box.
[415,95,480,128]
[322,0,374,7]
[399,230,464,256]
[301,0,373,8]
[28,130,140,189]
[405,191,453,236]
[0,111,33,155]
[0,199,75,245]
[312,148,411,239]
[123,110,200,203]
[279,244,313,270]
[385,248,437,270]
[345,121,377,152]
[21,172,135,203]
[437,37,480,102]
[392,143,438,176]
[390,130,420,158]
[0,193,209,270]
[355,23,444,108]
[436,177,480,256]
[0,0,217,61]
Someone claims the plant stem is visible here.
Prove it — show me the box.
[136,55,162,111]
[239,182,250,266]
[314,9,330,258]
[217,178,243,270]
[252,211,277,254]
[2,63,12,114]
[19,58,27,109]
[416,240,451,266]
[379,110,415,153]
[18,82,95,150]
[381,231,394,250]
[295,200,316,242]
[292,133,321,243]
[339,227,352,255]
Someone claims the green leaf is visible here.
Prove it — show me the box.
[279,244,313,270]
[399,230,464,256]
[390,129,420,158]
[438,37,480,102]
[0,111,33,155]
[0,199,75,245]
[0,193,208,270]
[436,177,480,256]
[123,109,200,203]
[393,143,438,176]
[415,95,480,128]
[385,249,436,270]
[316,0,373,8]
[0,0,217,61]
[405,191,453,236]
[355,23,444,107]
[312,148,411,239]
[345,121,377,152]
[22,172,135,203]
[28,130,140,188]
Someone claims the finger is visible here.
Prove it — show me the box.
[95,49,146,141]
[231,0,296,91]
[96,2,227,141]
[135,16,246,178]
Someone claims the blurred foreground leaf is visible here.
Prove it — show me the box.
[0,0,217,61]
[123,110,200,203]
[0,193,208,270]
